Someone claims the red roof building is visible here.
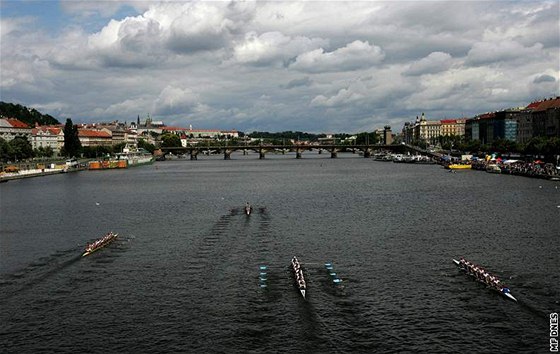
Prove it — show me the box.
[0,118,32,141]
[78,129,113,147]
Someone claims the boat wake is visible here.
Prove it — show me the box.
[0,249,82,301]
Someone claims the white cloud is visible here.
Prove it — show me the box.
[153,85,202,116]
[403,52,453,76]
[1,1,558,133]
[290,40,384,73]
[466,40,544,66]
[231,31,327,66]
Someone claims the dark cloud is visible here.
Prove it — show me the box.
[533,74,556,84]
[284,77,312,89]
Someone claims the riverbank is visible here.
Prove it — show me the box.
[470,160,560,180]
[0,166,86,182]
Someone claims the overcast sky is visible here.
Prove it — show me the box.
[1,1,558,133]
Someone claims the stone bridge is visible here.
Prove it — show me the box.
[160,144,438,160]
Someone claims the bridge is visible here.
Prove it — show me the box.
[160,143,437,160]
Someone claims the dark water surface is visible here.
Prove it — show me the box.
[1,154,559,353]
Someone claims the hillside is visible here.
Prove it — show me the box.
[0,102,60,126]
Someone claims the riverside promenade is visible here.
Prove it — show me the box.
[470,159,560,180]
[0,160,87,182]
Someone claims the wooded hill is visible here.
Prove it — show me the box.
[0,102,60,126]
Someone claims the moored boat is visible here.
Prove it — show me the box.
[82,232,118,257]
[115,145,154,167]
[291,256,306,298]
[452,258,517,301]
[486,164,501,174]
[448,164,472,170]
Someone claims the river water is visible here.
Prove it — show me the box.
[1,154,558,353]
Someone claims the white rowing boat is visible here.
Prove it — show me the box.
[452,258,517,302]
[291,256,306,299]
[244,202,252,215]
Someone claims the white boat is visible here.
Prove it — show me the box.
[291,256,306,299]
[244,203,253,215]
[486,164,501,174]
[116,145,154,167]
[452,259,517,301]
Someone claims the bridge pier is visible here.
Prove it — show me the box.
[363,148,371,158]
[259,148,265,159]
[224,150,232,160]
[296,149,302,159]
[331,151,337,158]
[190,149,198,160]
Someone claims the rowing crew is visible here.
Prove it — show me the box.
[85,232,115,252]
[291,256,306,290]
[458,257,508,292]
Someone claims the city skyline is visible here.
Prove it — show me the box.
[1,0,558,133]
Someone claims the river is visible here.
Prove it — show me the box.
[1,154,558,353]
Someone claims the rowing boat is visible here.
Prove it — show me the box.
[82,232,118,257]
[244,203,252,215]
[291,256,306,299]
[452,258,517,302]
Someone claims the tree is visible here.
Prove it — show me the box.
[160,133,182,148]
[138,139,155,153]
[9,136,33,160]
[112,142,127,153]
[355,132,378,145]
[63,118,81,157]
[0,101,60,126]
[0,137,14,162]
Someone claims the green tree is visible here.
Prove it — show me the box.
[160,133,182,148]
[138,139,156,153]
[355,132,378,145]
[43,146,54,158]
[63,118,81,157]
[0,137,14,162]
[112,142,127,153]
[0,101,60,126]
[9,136,33,160]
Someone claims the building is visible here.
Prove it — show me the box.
[531,97,560,138]
[401,122,414,144]
[0,118,32,142]
[383,125,393,145]
[318,134,339,144]
[466,109,520,144]
[31,126,63,154]
[516,109,535,144]
[78,129,112,147]
[180,128,239,140]
[414,113,441,143]
[440,119,466,137]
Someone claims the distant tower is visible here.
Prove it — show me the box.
[383,125,393,145]
[137,115,140,125]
